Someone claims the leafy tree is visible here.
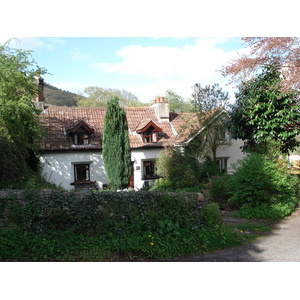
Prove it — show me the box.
[77,86,144,107]
[163,89,193,113]
[228,63,300,154]
[187,109,229,161]
[191,83,229,111]
[221,37,300,92]
[0,42,45,186]
[188,82,229,161]
[102,97,132,190]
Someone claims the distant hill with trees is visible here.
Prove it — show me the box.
[44,83,80,107]
[44,83,147,107]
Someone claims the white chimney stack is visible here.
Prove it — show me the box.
[151,97,170,121]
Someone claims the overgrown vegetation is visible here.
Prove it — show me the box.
[152,147,222,192]
[0,190,239,261]
[0,42,46,188]
[228,153,299,219]
[202,151,300,221]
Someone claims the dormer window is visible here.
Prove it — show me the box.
[143,128,158,143]
[66,119,95,146]
[73,128,90,145]
[136,119,162,144]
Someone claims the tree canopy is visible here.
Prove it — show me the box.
[0,42,45,187]
[228,63,300,154]
[191,83,229,111]
[221,37,300,92]
[163,89,193,113]
[102,97,132,190]
[77,86,144,107]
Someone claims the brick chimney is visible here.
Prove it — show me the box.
[34,76,45,110]
[151,97,170,121]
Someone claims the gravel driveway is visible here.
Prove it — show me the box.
[155,206,300,262]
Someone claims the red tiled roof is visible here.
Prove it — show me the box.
[40,106,221,151]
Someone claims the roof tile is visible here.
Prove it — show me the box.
[40,106,217,151]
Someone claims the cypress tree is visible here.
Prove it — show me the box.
[102,97,132,190]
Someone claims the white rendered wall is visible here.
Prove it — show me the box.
[131,148,162,189]
[41,149,162,190]
[40,151,106,190]
[216,138,246,173]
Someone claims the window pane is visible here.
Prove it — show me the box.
[152,132,157,142]
[75,164,90,181]
[143,161,156,178]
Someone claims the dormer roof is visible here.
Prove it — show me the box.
[66,119,95,134]
[135,119,163,133]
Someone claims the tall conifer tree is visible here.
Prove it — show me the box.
[102,97,131,190]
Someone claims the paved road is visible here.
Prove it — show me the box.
[157,207,300,262]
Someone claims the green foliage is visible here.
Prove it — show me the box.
[201,202,223,226]
[163,89,193,113]
[228,153,299,219]
[196,158,222,182]
[152,177,173,191]
[208,175,231,205]
[76,86,144,107]
[0,129,31,188]
[0,43,47,187]
[186,108,229,162]
[154,147,224,192]
[155,147,201,190]
[229,63,300,154]
[234,203,298,220]
[0,190,239,261]
[102,97,132,190]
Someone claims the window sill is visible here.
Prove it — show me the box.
[71,180,95,185]
[71,144,93,148]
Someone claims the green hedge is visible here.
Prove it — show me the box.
[0,190,238,261]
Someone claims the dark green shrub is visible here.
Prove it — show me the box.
[208,175,231,204]
[229,154,299,219]
[196,158,222,183]
[155,147,200,190]
[201,202,223,226]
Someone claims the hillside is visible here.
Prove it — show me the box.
[44,83,80,107]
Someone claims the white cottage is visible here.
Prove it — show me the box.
[38,93,245,190]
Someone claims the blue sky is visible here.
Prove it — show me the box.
[1,1,295,104]
[2,37,247,103]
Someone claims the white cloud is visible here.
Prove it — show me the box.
[92,37,244,101]
[70,50,91,61]
[0,37,66,51]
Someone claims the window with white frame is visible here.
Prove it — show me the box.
[143,160,158,179]
[74,163,90,182]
